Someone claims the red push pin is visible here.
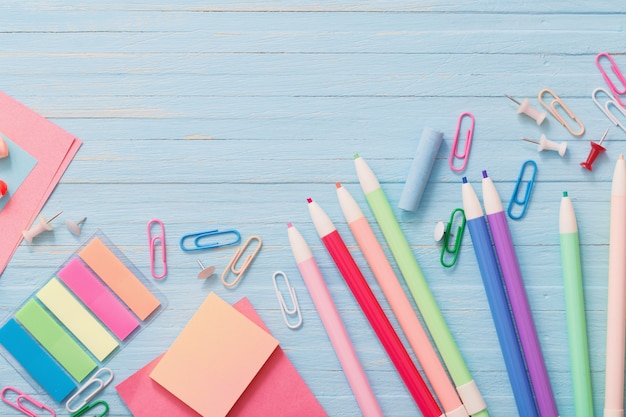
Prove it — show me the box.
[581,128,609,171]
[0,180,7,199]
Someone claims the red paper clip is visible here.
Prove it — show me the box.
[1,386,56,417]
[449,112,475,173]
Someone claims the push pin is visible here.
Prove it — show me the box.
[581,128,610,171]
[66,217,87,236]
[505,94,547,125]
[521,135,567,157]
[22,211,62,243]
[0,180,7,198]
[196,259,216,280]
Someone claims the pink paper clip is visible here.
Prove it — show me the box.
[596,52,626,106]
[1,386,56,417]
[147,219,167,279]
[449,112,475,172]
[538,88,585,136]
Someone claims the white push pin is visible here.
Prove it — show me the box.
[22,211,62,243]
[521,135,567,157]
[505,94,547,125]
[66,217,87,236]
[434,221,447,242]
[196,259,216,280]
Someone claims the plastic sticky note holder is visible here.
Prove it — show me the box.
[0,231,167,408]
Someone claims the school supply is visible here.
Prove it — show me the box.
[179,228,241,251]
[70,400,108,417]
[1,386,56,417]
[596,52,626,106]
[538,88,585,136]
[195,259,216,280]
[449,112,475,172]
[21,211,63,243]
[581,128,609,171]
[272,271,303,330]
[0,134,8,158]
[66,368,113,413]
[147,219,167,279]
[593,87,626,133]
[0,180,7,199]
[435,208,466,268]
[505,94,547,125]
[0,132,36,212]
[66,217,87,236]
[507,160,537,220]
[521,135,567,157]
[221,235,262,287]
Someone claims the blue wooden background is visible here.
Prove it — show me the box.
[1,2,625,416]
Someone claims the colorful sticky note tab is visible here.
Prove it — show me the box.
[37,278,118,361]
[149,293,279,417]
[79,237,160,320]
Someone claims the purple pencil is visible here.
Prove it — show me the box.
[482,170,558,417]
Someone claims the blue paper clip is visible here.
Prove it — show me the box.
[507,160,537,220]
[538,88,585,136]
[1,386,56,417]
[71,400,109,417]
[439,208,466,268]
[449,112,475,173]
[65,368,113,414]
[179,229,241,252]
[592,87,626,134]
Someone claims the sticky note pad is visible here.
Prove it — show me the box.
[37,278,118,361]
[0,318,76,402]
[150,293,279,417]
[79,237,160,320]
[15,299,97,381]
[58,257,140,340]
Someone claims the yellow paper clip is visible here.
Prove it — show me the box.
[592,87,626,134]
[507,160,537,220]
[221,235,262,288]
[65,368,114,414]
[1,386,56,416]
[538,88,585,136]
[436,208,466,268]
[272,271,303,329]
[71,400,109,417]
[147,219,167,279]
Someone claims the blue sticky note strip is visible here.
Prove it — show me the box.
[0,318,76,402]
[0,132,38,211]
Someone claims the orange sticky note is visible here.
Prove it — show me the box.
[78,237,160,320]
[149,292,278,417]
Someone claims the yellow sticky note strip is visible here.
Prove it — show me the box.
[149,292,279,417]
[37,278,118,361]
[78,237,160,320]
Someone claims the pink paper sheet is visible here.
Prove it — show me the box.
[0,91,81,275]
[116,297,327,417]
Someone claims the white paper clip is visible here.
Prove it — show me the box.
[221,235,262,288]
[593,87,626,134]
[65,368,114,413]
[272,271,303,329]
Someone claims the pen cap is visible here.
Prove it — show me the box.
[398,127,444,212]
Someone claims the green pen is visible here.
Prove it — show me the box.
[354,154,489,417]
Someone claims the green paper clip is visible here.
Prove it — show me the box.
[71,399,109,417]
[437,208,466,268]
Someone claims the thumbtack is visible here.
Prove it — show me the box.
[0,180,7,198]
[521,135,567,157]
[196,259,216,280]
[22,211,63,243]
[66,217,87,236]
[505,94,547,125]
[581,128,610,171]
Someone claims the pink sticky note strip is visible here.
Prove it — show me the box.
[115,297,327,417]
[57,257,140,340]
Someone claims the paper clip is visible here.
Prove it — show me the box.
[221,235,262,288]
[70,400,109,417]
[596,52,626,106]
[537,88,585,136]
[147,219,167,279]
[65,368,114,413]
[272,271,303,329]
[449,112,475,172]
[1,386,56,417]
[438,208,466,268]
[179,229,241,252]
[592,87,626,134]
[507,160,537,220]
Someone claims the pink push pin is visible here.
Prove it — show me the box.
[505,94,547,125]
[22,211,63,243]
[196,259,216,280]
[581,128,609,171]
[0,180,7,198]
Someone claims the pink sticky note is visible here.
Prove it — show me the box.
[0,91,81,275]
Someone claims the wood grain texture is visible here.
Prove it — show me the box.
[1,1,625,416]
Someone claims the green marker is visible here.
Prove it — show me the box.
[559,191,593,416]
[354,154,488,417]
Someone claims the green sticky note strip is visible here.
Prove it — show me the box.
[15,299,97,381]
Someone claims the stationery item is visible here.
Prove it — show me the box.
[462,176,538,417]
[353,155,488,417]
[336,184,468,417]
[70,400,108,417]
[179,228,241,251]
[581,128,609,171]
[287,223,383,417]
[435,207,466,268]
[0,180,7,198]
[0,133,37,211]
[308,197,442,417]
[1,386,56,417]
[521,135,567,157]
[22,211,63,243]
[538,88,585,136]
[507,160,537,220]
[596,52,626,106]
[0,91,82,275]
[398,127,443,211]
[0,134,8,158]
[195,259,216,280]
[449,112,475,172]
[593,87,626,133]
[272,271,303,330]
[66,368,113,413]
[560,191,593,416]
[482,171,558,417]
[221,235,262,287]
[147,219,167,279]
[505,94,547,125]
[66,217,87,236]
[604,155,626,417]
[149,292,278,417]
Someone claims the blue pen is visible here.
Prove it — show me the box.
[461,177,538,417]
